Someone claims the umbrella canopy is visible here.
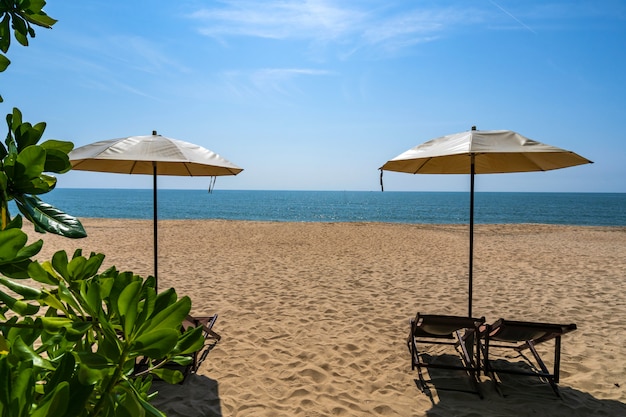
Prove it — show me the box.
[380,127,592,317]
[70,131,243,290]
[381,129,591,175]
[69,132,243,176]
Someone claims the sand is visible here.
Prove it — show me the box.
[25,220,626,416]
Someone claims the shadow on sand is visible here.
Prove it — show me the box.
[150,374,222,417]
[416,355,626,417]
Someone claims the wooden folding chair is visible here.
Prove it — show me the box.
[478,318,577,398]
[408,313,485,398]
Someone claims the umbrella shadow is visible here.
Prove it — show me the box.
[416,356,626,417]
[150,374,223,417]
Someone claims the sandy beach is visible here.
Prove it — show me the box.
[26,219,626,416]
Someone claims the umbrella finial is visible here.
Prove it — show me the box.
[471,125,477,131]
[152,130,158,136]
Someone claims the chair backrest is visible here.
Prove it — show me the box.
[414,313,485,337]
[488,319,576,343]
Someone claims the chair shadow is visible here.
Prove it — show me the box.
[150,374,222,417]
[414,353,482,403]
[417,356,626,417]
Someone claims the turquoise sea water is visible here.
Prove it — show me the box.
[24,189,626,226]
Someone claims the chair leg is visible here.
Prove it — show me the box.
[554,336,562,384]
[408,319,416,370]
[456,330,483,399]
[526,340,561,398]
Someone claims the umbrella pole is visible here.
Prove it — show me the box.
[469,155,475,318]
[153,162,158,292]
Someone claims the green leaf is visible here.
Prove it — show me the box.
[134,390,166,417]
[3,213,21,231]
[12,15,29,46]
[46,353,75,395]
[97,330,122,365]
[151,288,177,318]
[63,379,95,417]
[27,261,60,285]
[152,367,185,385]
[13,173,57,195]
[135,286,156,334]
[114,384,145,417]
[14,195,87,238]
[56,282,82,314]
[40,139,73,154]
[9,108,23,132]
[81,252,105,279]
[66,255,86,281]
[0,15,11,53]
[13,336,54,370]
[81,280,101,314]
[140,296,191,336]
[77,363,109,386]
[0,290,39,315]
[4,317,40,345]
[76,351,113,369]
[30,381,69,417]
[0,277,41,299]
[0,229,39,277]
[16,144,46,178]
[18,2,58,29]
[0,228,28,261]
[51,250,69,279]
[175,326,204,355]
[118,281,141,338]
[132,329,179,358]
[15,122,45,151]
[38,316,73,332]
[0,334,8,354]
[43,148,72,173]
[95,276,114,300]
[11,366,34,416]
[0,53,9,72]
[0,259,34,278]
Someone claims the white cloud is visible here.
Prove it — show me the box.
[190,0,363,41]
[187,1,489,58]
[220,67,333,98]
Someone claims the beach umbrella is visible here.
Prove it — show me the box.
[69,131,243,290]
[380,126,592,317]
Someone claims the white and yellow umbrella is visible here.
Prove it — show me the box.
[380,127,592,317]
[70,131,243,289]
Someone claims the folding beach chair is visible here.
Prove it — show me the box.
[408,313,486,398]
[135,313,221,383]
[478,319,577,398]
[183,314,221,375]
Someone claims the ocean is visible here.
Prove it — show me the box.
[18,189,626,226]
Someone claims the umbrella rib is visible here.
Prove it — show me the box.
[129,160,139,174]
[518,153,552,172]
[411,158,432,174]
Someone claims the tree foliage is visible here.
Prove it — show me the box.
[1,249,203,417]
[0,0,57,101]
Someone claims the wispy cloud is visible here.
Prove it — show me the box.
[190,1,624,55]
[99,35,191,76]
[488,0,536,34]
[187,1,507,60]
[41,33,191,99]
[221,67,334,98]
[190,0,363,41]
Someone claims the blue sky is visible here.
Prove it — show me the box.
[2,1,625,192]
